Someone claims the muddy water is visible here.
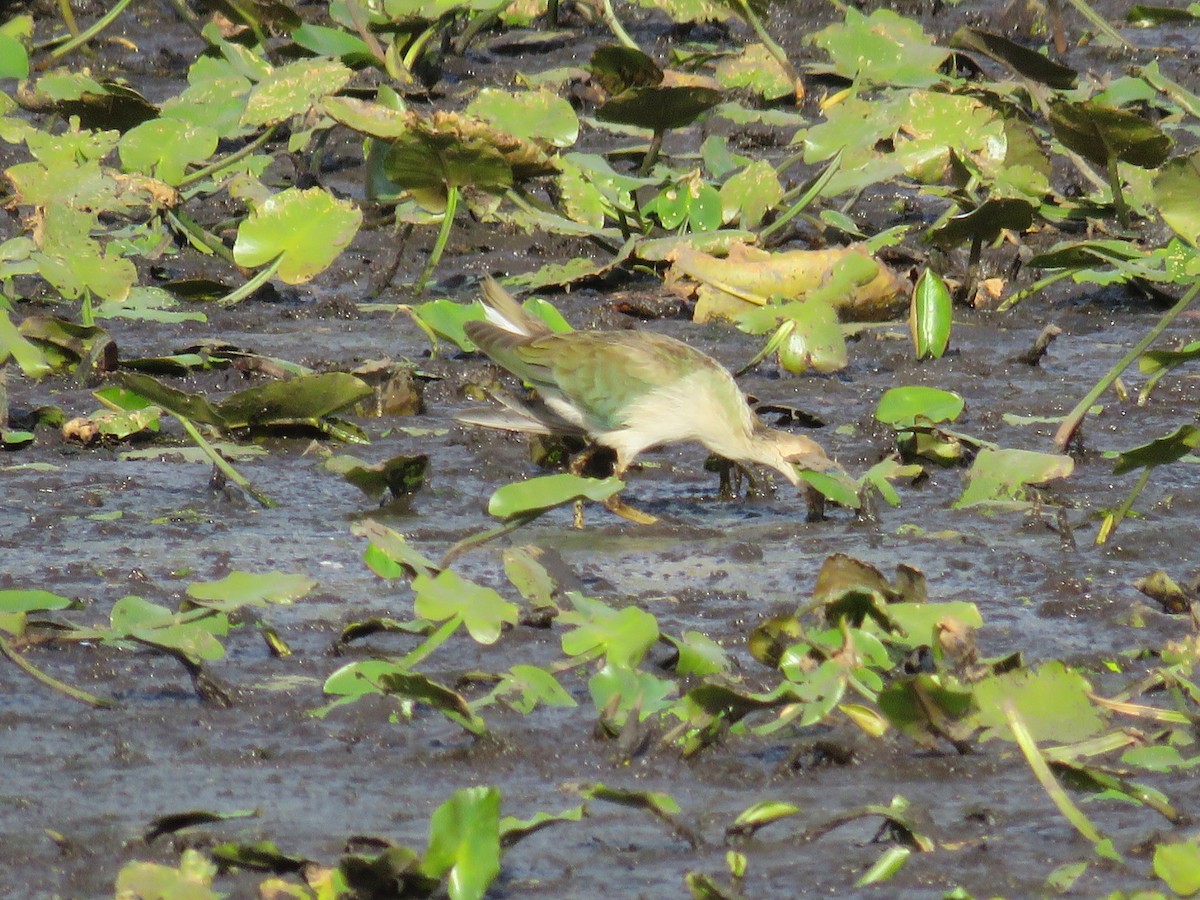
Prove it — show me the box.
[4,1,1200,897]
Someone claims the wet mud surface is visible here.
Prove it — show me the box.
[3,0,1200,897]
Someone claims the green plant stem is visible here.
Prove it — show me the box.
[0,634,115,708]
[1106,154,1129,228]
[1053,279,1200,450]
[761,151,843,244]
[176,414,278,509]
[219,254,284,306]
[399,616,461,669]
[996,269,1075,312]
[179,126,277,188]
[1005,701,1120,859]
[1095,466,1152,545]
[44,0,136,61]
[166,209,238,266]
[1058,0,1135,48]
[600,0,640,51]
[637,131,664,177]
[439,511,546,569]
[402,24,439,72]
[734,0,803,101]
[57,0,79,37]
[413,185,459,294]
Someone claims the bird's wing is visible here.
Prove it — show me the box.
[519,332,717,432]
[480,277,554,338]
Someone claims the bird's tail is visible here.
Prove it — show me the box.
[454,389,585,437]
[480,277,552,338]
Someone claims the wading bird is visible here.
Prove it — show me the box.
[458,278,837,523]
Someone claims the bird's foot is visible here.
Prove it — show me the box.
[604,495,658,525]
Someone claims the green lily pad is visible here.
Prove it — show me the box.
[597,86,723,133]
[949,28,1078,89]
[1112,423,1200,475]
[972,661,1104,743]
[927,198,1035,249]
[118,119,219,185]
[326,452,428,500]
[589,45,663,95]
[233,186,362,284]
[715,43,793,101]
[1154,841,1200,896]
[954,447,1074,508]
[1049,98,1172,169]
[1153,150,1200,247]
[808,8,947,87]
[0,19,30,80]
[487,473,624,519]
[0,589,75,613]
[466,88,579,148]
[241,57,353,127]
[412,569,518,645]
[875,386,964,428]
[719,159,783,229]
[186,571,316,609]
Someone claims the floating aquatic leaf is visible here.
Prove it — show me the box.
[719,159,783,229]
[412,569,517,645]
[109,596,229,662]
[326,453,428,500]
[421,787,502,900]
[0,308,53,378]
[354,519,439,579]
[954,448,1074,508]
[118,119,219,186]
[1112,424,1200,475]
[498,804,586,849]
[115,850,220,900]
[466,88,579,148]
[714,43,792,101]
[808,9,947,87]
[145,808,259,843]
[0,589,75,614]
[597,86,723,134]
[0,17,30,80]
[727,800,801,838]
[1153,150,1200,247]
[875,386,964,429]
[487,473,624,519]
[973,661,1105,743]
[949,27,1078,88]
[241,57,352,127]
[560,595,659,667]
[186,571,316,609]
[233,187,362,284]
[663,631,729,677]
[494,665,577,714]
[926,198,1035,250]
[646,174,723,233]
[377,670,488,736]
[1049,98,1172,170]
[1155,841,1200,896]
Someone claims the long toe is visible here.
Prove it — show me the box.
[604,494,659,525]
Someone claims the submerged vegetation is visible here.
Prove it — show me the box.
[2,0,1200,895]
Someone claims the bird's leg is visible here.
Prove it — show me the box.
[805,483,826,522]
[568,446,600,529]
[604,462,658,525]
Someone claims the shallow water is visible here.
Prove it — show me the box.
[3,0,1200,897]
